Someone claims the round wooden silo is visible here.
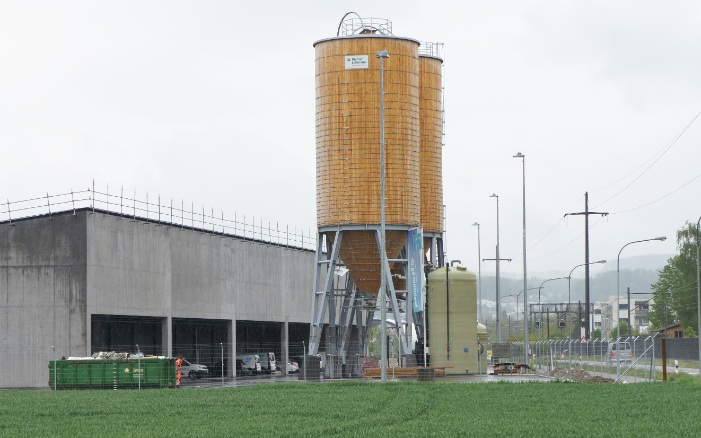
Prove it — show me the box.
[314,35,421,228]
[314,35,420,293]
[419,54,444,234]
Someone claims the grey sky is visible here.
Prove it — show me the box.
[2,1,700,283]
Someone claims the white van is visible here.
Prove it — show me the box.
[256,352,277,374]
[236,354,262,374]
[606,341,633,365]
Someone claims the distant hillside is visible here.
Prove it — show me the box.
[477,266,663,320]
[600,254,673,272]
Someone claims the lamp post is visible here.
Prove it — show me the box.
[502,292,521,340]
[568,260,606,339]
[696,217,701,379]
[617,236,666,379]
[513,152,528,363]
[376,49,389,383]
[490,193,502,342]
[136,344,141,390]
[537,277,569,342]
[472,222,482,322]
[220,342,224,386]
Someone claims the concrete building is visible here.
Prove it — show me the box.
[592,296,655,340]
[0,208,316,388]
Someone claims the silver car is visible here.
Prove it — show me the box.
[606,341,633,365]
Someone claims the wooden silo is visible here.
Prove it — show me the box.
[419,53,444,235]
[309,18,445,375]
[314,34,420,294]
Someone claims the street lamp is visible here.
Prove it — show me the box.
[472,222,482,322]
[617,236,666,379]
[502,292,521,339]
[568,260,606,339]
[513,152,528,363]
[490,193,502,342]
[537,277,569,342]
[376,49,389,383]
[696,216,701,381]
[136,344,141,390]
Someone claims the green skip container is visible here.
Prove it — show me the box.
[48,358,176,390]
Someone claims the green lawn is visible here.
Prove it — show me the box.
[1,381,699,437]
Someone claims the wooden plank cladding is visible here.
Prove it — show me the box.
[419,56,444,233]
[314,36,421,227]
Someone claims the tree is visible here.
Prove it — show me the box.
[609,321,633,340]
[590,328,601,340]
[649,223,699,330]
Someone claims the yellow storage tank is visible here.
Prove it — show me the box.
[427,263,478,374]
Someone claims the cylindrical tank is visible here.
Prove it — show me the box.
[427,264,477,374]
[477,322,488,372]
[315,35,421,227]
[418,54,443,233]
[314,33,420,293]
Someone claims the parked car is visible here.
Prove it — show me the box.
[179,358,209,379]
[287,360,300,374]
[236,354,262,374]
[235,359,251,376]
[606,341,633,365]
[290,355,323,371]
[276,360,300,374]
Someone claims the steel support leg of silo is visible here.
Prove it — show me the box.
[338,278,357,357]
[309,230,342,356]
[375,230,410,357]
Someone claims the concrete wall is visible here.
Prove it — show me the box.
[0,210,316,388]
[0,213,87,388]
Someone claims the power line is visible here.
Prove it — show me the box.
[593,111,701,209]
[609,171,701,215]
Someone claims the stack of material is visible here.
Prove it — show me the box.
[91,352,130,360]
[363,367,446,379]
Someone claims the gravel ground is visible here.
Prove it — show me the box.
[547,367,614,383]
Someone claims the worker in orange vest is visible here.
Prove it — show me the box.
[175,356,183,388]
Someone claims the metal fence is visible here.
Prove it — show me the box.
[505,336,661,382]
[0,184,317,250]
[46,339,378,390]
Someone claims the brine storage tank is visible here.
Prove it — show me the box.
[427,263,478,375]
[309,15,445,376]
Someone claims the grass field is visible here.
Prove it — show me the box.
[2,381,700,437]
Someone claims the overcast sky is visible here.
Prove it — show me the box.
[2,1,700,282]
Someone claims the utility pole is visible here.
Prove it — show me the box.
[565,192,608,339]
[483,255,512,342]
[627,287,631,335]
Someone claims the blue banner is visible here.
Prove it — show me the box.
[408,227,424,313]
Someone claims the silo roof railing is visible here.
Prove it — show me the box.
[419,42,444,59]
[338,15,393,36]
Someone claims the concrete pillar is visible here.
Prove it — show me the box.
[282,319,289,375]
[228,318,235,377]
[86,313,92,357]
[163,316,172,357]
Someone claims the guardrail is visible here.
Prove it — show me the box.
[0,184,317,250]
